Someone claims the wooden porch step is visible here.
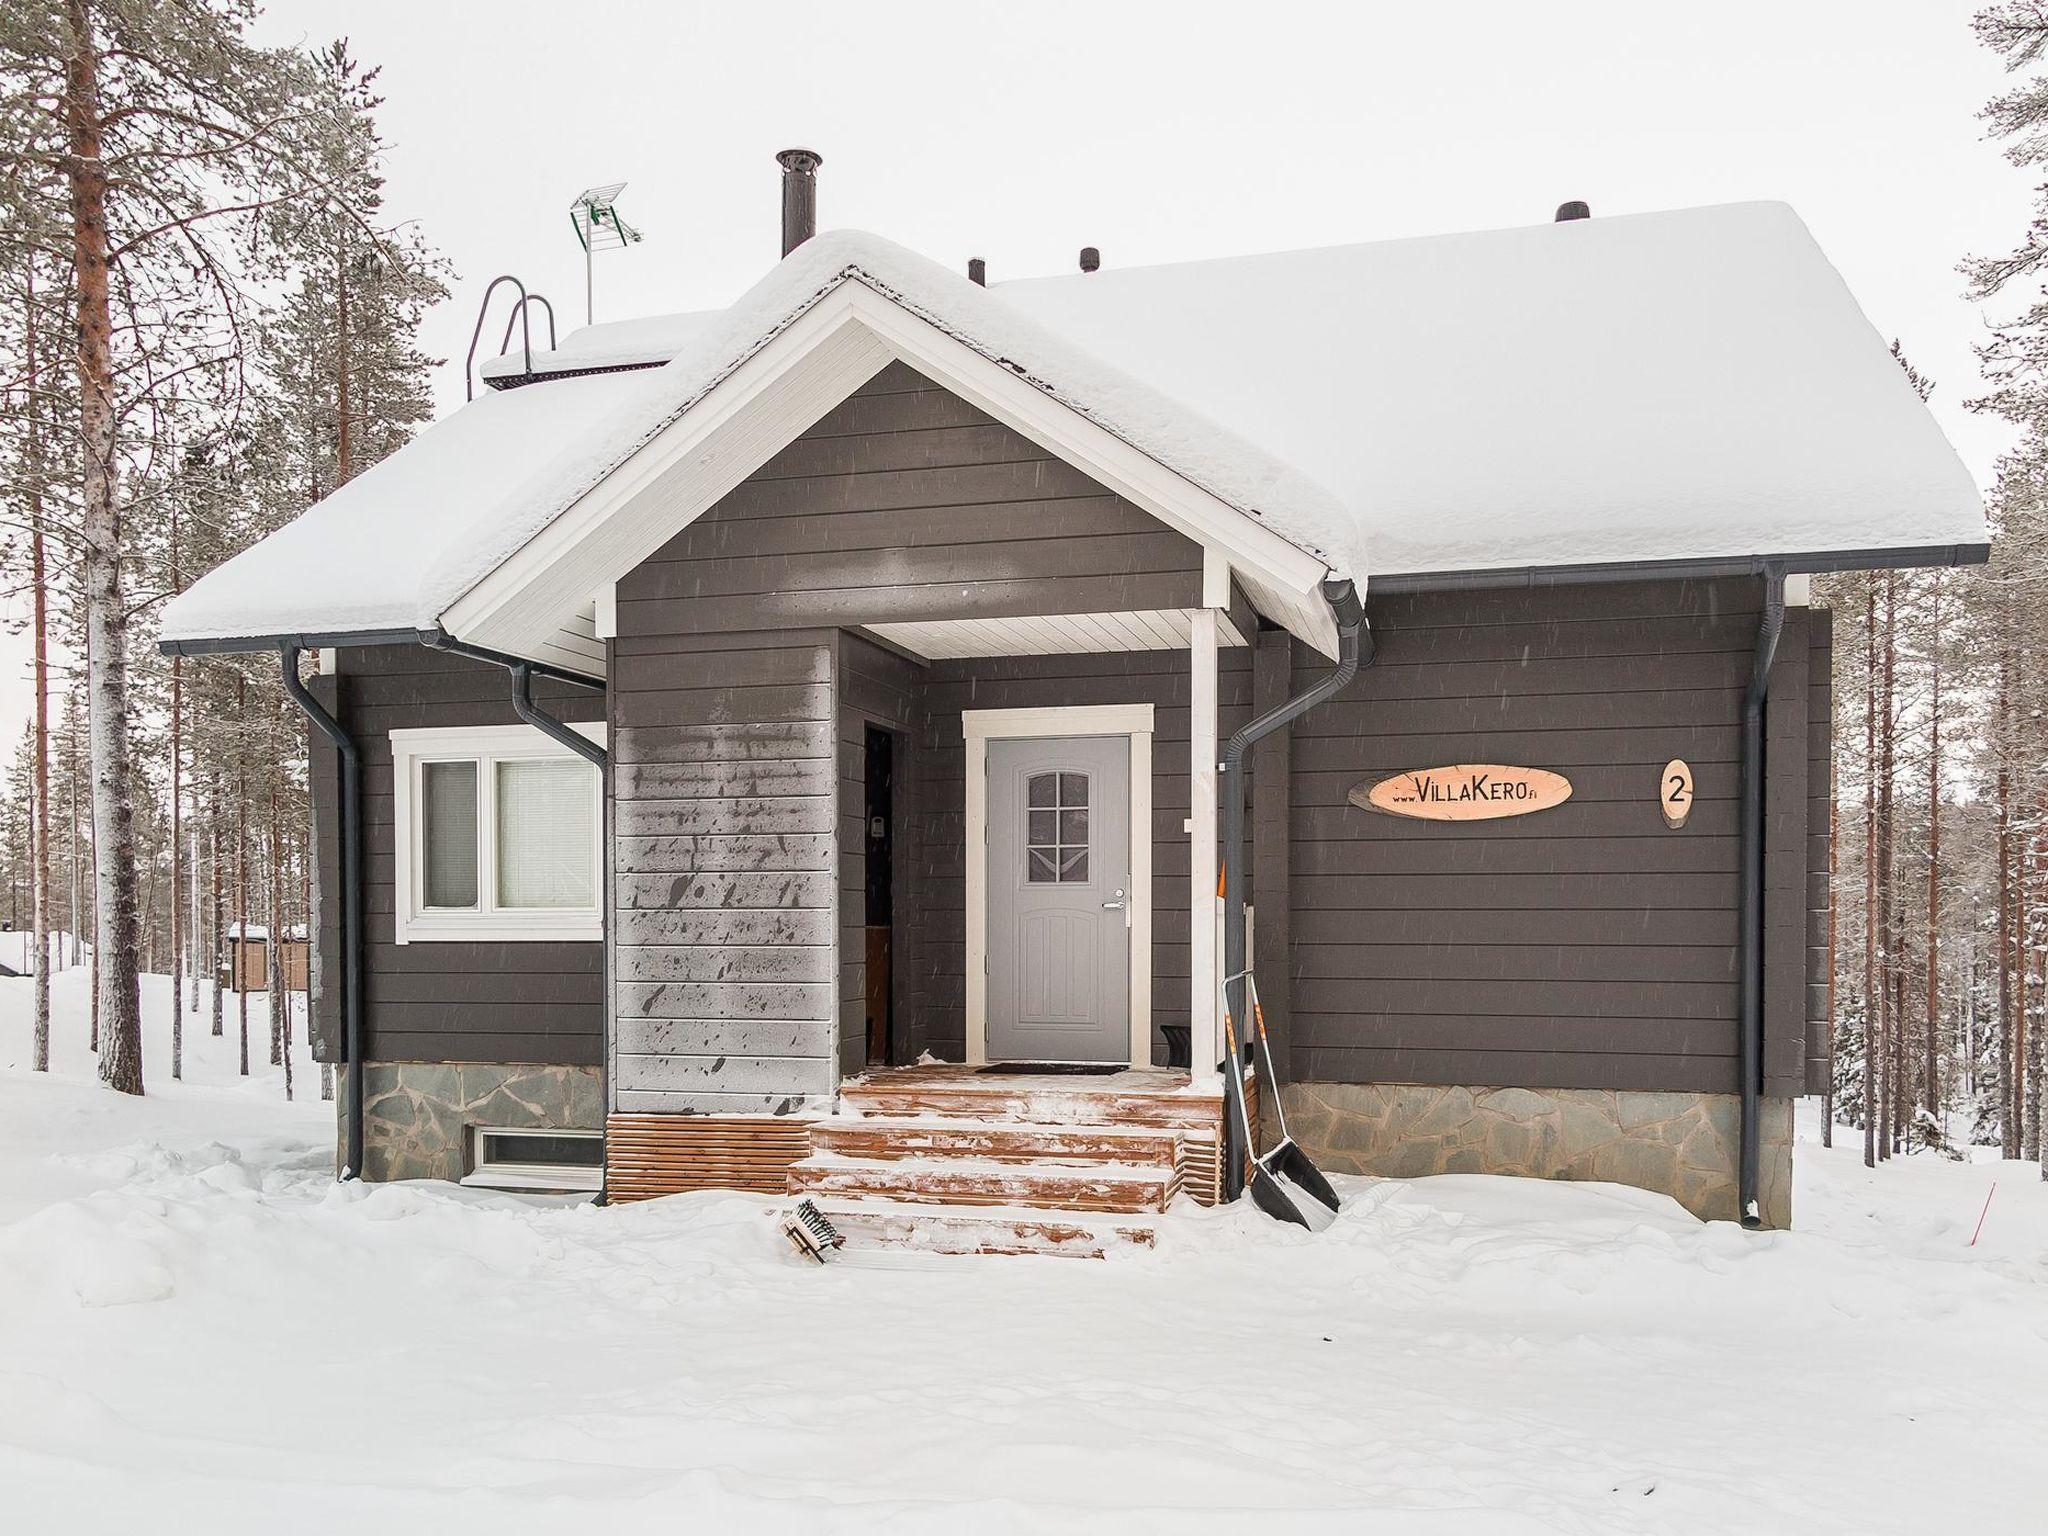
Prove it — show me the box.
[807,1197,1159,1259]
[808,1115,1181,1168]
[788,1152,1179,1213]
[838,1074,1223,1133]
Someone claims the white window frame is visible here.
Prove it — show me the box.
[962,703,1154,1069]
[461,1125,604,1193]
[390,722,606,944]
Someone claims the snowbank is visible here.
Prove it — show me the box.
[2,970,2043,1533]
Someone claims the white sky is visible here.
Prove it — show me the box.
[0,0,2028,750]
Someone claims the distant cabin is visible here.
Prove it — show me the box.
[223,924,308,994]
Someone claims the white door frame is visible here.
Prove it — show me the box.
[964,703,1154,1068]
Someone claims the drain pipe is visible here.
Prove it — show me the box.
[1219,576,1372,1198]
[1738,567,1786,1229]
[279,645,365,1179]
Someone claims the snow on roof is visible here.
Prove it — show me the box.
[995,202,1983,576]
[163,201,1985,649]
[476,310,717,381]
[162,366,671,642]
[167,232,1351,644]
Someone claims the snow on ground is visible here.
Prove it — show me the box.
[1,970,2044,1535]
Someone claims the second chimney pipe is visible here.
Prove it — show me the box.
[778,148,823,256]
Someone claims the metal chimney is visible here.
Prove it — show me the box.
[777,148,823,256]
[1555,200,1591,222]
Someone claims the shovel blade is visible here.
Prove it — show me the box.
[1247,1169,1313,1227]
[1264,1140,1341,1214]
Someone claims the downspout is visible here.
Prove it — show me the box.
[416,630,611,1203]
[1739,567,1787,1228]
[279,645,365,1179]
[1219,575,1372,1197]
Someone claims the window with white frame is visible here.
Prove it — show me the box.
[463,1126,603,1192]
[390,724,605,943]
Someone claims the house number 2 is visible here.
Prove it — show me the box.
[1661,759,1694,829]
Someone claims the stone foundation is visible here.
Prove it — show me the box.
[338,1062,602,1182]
[1280,1083,1793,1227]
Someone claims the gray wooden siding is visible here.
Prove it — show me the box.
[307,645,604,1067]
[1282,579,1818,1096]
[608,628,841,1113]
[614,360,1205,639]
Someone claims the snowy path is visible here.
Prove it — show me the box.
[2,969,2044,1534]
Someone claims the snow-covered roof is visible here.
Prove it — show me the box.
[477,310,716,382]
[162,201,1984,651]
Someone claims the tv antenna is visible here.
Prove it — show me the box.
[569,182,643,325]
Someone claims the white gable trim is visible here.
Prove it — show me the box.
[441,276,1339,660]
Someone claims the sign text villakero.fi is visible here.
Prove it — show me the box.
[1351,764,1574,823]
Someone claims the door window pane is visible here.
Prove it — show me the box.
[497,758,596,909]
[1025,770,1090,883]
[421,760,479,909]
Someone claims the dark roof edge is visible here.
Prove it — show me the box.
[160,628,422,656]
[1369,542,1990,595]
[483,358,670,392]
[160,627,608,692]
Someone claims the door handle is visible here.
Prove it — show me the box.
[1102,888,1127,911]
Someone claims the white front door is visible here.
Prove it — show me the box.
[985,735,1132,1062]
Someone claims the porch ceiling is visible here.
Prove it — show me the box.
[865,608,1250,661]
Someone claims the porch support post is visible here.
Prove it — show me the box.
[1189,605,1221,1084]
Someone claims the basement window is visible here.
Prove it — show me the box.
[391,723,606,943]
[463,1126,603,1193]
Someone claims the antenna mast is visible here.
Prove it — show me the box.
[569,182,643,326]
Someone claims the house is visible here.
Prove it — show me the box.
[222,923,310,993]
[161,153,1985,1247]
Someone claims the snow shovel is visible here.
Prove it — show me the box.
[1222,969,1342,1223]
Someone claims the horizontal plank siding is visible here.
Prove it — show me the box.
[1287,578,1817,1095]
[312,645,604,1067]
[608,623,840,1115]
[616,361,1205,640]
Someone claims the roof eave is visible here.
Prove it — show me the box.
[1368,541,1990,595]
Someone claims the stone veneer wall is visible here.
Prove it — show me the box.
[338,1063,603,1182]
[1280,1083,1793,1228]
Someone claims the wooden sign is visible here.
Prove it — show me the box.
[1350,764,1573,822]
[1661,759,1694,828]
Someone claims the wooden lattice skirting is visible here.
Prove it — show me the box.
[605,1114,813,1202]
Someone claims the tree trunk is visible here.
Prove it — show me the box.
[1876,573,1897,1160]
[1924,619,1940,1122]
[1999,637,2016,1160]
[336,246,353,484]
[1863,579,1879,1169]
[169,507,183,1082]
[236,676,250,1077]
[27,263,52,1073]
[268,775,284,1068]
[1824,739,1838,1147]
[209,781,224,1039]
[2026,814,2041,1163]
[62,0,143,1094]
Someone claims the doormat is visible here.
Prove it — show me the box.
[976,1063,1126,1077]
